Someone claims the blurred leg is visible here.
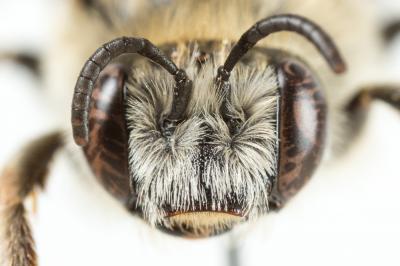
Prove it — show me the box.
[0,132,64,266]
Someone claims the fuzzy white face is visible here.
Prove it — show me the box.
[125,48,278,236]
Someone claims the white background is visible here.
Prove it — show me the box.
[1,1,400,266]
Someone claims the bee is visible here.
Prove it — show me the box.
[1,0,400,265]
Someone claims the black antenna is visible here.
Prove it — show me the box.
[217,14,346,84]
[72,37,192,145]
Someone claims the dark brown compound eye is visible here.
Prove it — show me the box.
[80,64,131,204]
[72,37,193,208]
[270,59,327,208]
[214,14,346,210]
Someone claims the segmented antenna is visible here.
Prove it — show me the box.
[72,37,192,146]
[217,14,347,83]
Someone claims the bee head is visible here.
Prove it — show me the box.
[72,14,346,238]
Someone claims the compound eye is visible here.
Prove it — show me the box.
[272,59,327,207]
[81,64,131,203]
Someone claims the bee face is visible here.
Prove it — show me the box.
[74,15,343,238]
[82,42,278,237]
[126,42,278,237]
[79,41,329,237]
